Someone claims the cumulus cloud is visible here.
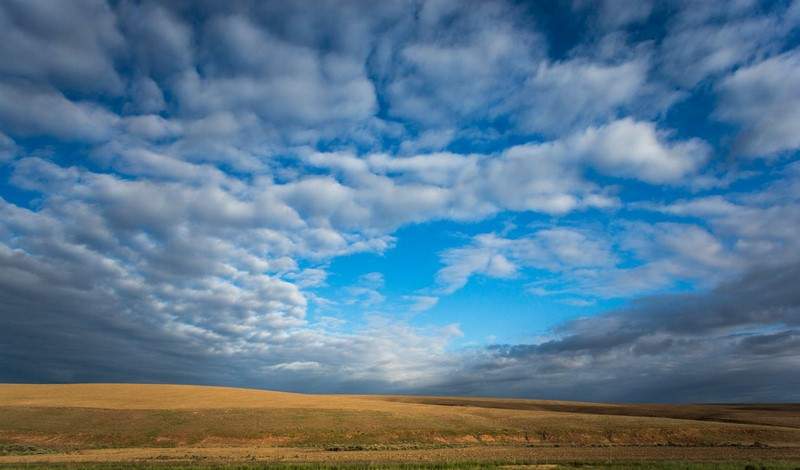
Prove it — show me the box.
[567,118,710,183]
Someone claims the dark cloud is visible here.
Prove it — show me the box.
[0,0,124,93]
[425,261,800,402]
[0,241,224,384]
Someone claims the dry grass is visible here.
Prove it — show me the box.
[1,384,799,465]
[0,384,371,410]
[2,445,800,465]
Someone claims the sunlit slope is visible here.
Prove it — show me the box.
[1,384,799,452]
[0,383,377,410]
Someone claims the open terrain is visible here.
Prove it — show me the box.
[1,384,799,467]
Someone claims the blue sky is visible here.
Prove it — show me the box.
[1,0,799,402]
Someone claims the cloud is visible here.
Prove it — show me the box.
[567,118,710,183]
[0,0,124,93]
[174,30,376,127]
[0,158,461,390]
[266,361,322,372]
[647,161,800,263]
[1,157,401,348]
[377,1,661,138]
[116,1,193,79]
[0,0,798,403]
[510,58,651,135]
[0,82,119,141]
[288,268,328,289]
[345,272,386,307]
[380,1,541,128]
[301,138,629,229]
[658,1,793,87]
[437,228,616,295]
[0,227,462,391]
[0,0,712,173]
[436,195,798,300]
[126,76,166,114]
[574,0,655,29]
[407,295,439,312]
[428,260,800,402]
[121,115,182,142]
[715,50,800,157]
[0,132,16,162]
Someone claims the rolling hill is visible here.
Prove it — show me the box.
[1,383,799,465]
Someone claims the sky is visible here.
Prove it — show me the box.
[0,0,799,403]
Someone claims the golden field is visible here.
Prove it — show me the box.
[0,383,799,466]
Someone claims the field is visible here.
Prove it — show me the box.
[1,384,799,468]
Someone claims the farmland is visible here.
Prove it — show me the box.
[0,384,798,467]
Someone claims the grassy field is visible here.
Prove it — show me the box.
[0,384,799,467]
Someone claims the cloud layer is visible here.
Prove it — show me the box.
[1,0,799,402]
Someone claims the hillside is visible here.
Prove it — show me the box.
[1,384,799,465]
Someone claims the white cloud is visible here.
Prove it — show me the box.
[397,128,457,154]
[511,58,651,135]
[289,268,328,288]
[570,118,710,183]
[0,132,16,163]
[344,272,385,307]
[648,162,800,263]
[168,13,377,145]
[489,118,709,190]
[0,82,119,141]
[0,158,414,366]
[266,361,322,372]
[293,119,704,234]
[716,50,800,157]
[0,0,124,93]
[660,16,780,87]
[437,228,616,295]
[658,1,796,87]
[407,295,439,312]
[381,1,541,127]
[436,213,771,300]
